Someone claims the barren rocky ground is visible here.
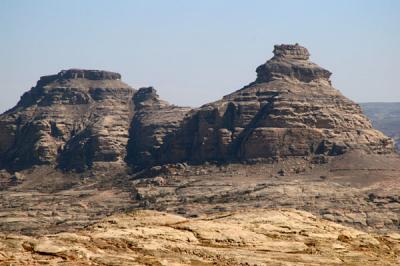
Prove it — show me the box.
[1,151,400,238]
[2,209,400,265]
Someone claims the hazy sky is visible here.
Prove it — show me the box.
[1,0,399,113]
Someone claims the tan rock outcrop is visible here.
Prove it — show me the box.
[1,209,399,265]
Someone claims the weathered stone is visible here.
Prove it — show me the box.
[0,44,395,172]
[127,44,393,168]
[126,87,191,169]
[0,69,135,171]
[255,43,332,82]
[1,209,399,265]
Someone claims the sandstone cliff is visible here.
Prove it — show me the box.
[0,69,135,171]
[0,45,394,172]
[127,44,394,168]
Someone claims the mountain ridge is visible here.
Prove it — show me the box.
[0,44,394,172]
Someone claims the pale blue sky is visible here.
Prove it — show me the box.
[1,0,399,112]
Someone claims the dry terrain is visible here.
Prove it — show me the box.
[1,209,400,265]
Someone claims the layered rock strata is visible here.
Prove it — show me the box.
[0,69,135,171]
[126,44,393,168]
[126,87,191,168]
[0,45,394,171]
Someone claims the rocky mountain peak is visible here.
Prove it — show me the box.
[0,68,135,171]
[273,43,310,60]
[255,43,332,83]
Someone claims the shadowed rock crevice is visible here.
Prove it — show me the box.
[126,87,192,169]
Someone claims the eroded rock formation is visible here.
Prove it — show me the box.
[0,69,135,171]
[126,87,192,168]
[126,44,394,168]
[0,44,395,172]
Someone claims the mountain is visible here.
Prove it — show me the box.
[0,69,135,171]
[361,102,400,150]
[1,45,400,264]
[0,44,394,172]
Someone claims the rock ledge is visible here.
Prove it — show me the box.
[38,69,121,86]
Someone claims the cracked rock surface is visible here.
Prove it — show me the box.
[1,209,400,265]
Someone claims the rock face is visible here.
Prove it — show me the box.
[256,43,332,83]
[126,87,191,168]
[1,209,399,265]
[0,69,135,171]
[0,44,395,171]
[127,44,394,168]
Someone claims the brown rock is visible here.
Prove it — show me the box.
[0,45,395,172]
[126,87,191,168]
[129,44,393,167]
[0,69,135,172]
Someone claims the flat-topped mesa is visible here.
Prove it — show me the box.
[255,43,332,83]
[58,69,121,80]
[0,68,135,171]
[11,69,133,110]
[37,69,122,87]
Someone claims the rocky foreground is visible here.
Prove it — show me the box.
[1,151,400,237]
[1,209,400,265]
